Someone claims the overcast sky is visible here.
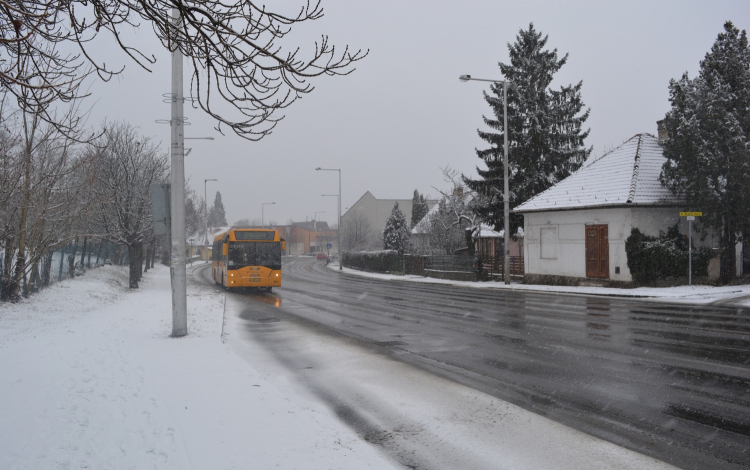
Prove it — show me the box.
[84,0,749,227]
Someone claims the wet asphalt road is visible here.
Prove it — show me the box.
[226,258,750,469]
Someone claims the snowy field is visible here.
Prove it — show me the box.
[327,263,750,306]
[0,264,395,469]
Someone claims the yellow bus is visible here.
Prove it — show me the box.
[212,229,285,291]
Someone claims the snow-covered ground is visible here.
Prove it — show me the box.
[0,264,395,469]
[327,263,750,306]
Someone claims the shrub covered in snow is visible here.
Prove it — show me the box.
[342,250,403,274]
[625,226,714,284]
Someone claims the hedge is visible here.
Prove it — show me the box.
[342,250,404,274]
[625,226,714,284]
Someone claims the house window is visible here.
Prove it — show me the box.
[541,227,558,259]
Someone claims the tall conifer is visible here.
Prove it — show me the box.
[410,190,429,228]
[209,191,228,227]
[463,23,591,233]
[660,21,750,282]
[383,202,410,255]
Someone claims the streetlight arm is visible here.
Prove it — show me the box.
[459,75,505,84]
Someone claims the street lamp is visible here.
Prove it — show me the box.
[316,166,342,270]
[460,74,510,285]
[204,178,218,255]
[314,211,326,255]
[262,202,275,228]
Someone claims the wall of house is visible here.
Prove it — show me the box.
[523,207,634,282]
[523,206,723,283]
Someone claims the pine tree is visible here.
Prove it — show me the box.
[383,202,410,255]
[463,23,591,234]
[660,21,750,283]
[208,191,228,227]
[410,189,429,228]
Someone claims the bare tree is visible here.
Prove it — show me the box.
[341,209,379,252]
[0,99,98,300]
[1,0,367,140]
[412,167,483,255]
[89,121,168,288]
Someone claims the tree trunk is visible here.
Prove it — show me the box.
[151,245,156,268]
[1,237,16,301]
[720,219,736,284]
[135,243,143,282]
[58,244,66,282]
[42,250,53,287]
[128,244,139,289]
[69,236,79,278]
[95,241,103,268]
[144,244,150,273]
[79,236,88,272]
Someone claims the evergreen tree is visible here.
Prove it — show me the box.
[463,23,591,234]
[410,189,430,228]
[383,202,410,255]
[660,21,750,283]
[208,191,228,227]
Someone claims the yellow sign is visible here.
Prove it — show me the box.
[679,212,703,217]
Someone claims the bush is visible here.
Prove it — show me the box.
[342,250,404,274]
[625,226,714,284]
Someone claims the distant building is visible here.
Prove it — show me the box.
[270,222,338,256]
[343,191,437,241]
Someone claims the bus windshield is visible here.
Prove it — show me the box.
[228,242,281,269]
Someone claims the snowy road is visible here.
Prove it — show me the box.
[203,257,750,469]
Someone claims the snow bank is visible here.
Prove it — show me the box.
[0,264,393,469]
[327,263,750,305]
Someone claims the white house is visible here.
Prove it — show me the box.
[515,133,723,283]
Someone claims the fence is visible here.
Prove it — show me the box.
[481,256,525,279]
[346,252,525,281]
[0,239,117,300]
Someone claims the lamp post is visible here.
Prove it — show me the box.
[204,178,217,257]
[316,166,342,270]
[262,202,275,228]
[460,74,510,285]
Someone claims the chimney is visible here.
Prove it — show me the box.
[656,119,668,144]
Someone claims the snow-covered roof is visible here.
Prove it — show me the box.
[479,225,524,238]
[411,202,441,235]
[514,134,682,213]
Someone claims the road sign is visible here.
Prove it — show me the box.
[680,212,702,217]
[327,243,332,249]
[150,184,171,236]
[687,216,695,221]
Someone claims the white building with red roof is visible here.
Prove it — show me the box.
[515,132,721,283]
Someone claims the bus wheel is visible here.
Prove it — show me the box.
[266,287,273,293]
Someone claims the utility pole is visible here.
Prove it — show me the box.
[170,7,187,337]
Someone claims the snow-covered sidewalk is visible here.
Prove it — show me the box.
[0,264,394,469]
[327,262,750,306]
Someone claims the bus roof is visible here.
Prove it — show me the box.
[213,228,280,242]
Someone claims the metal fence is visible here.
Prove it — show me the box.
[481,256,525,278]
[424,255,477,273]
[0,240,116,299]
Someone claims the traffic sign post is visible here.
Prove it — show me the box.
[680,212,703,285]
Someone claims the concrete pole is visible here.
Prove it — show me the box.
[338,169,342,270]
[204,181,208,247]
[170,7,187,337]
[503,80,510,285]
